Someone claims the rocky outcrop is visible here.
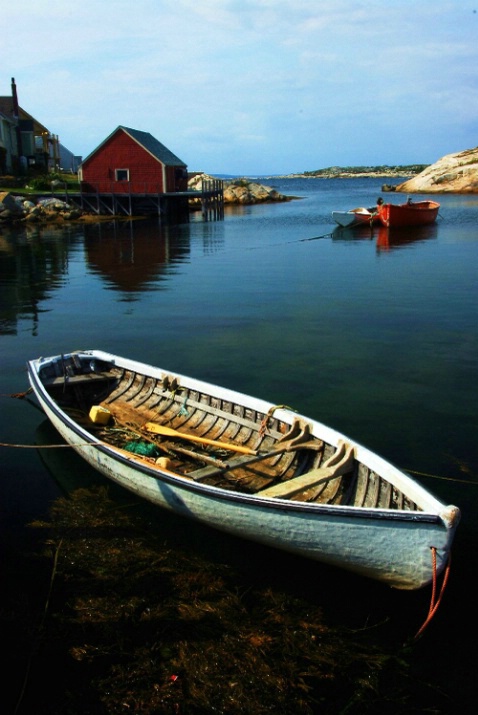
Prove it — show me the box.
[223,180,288,204]
[396,147,478,193]
[0,192,83,223]
[188,174,289,205]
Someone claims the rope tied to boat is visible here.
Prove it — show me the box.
[258,404,298,438]
[5,388,33,399]
[413,546,452,640]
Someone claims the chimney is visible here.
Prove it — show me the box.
[11,77,19,118]
[11,77,23,161]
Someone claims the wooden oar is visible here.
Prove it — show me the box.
[143,422,257,455]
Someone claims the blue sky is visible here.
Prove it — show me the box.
[2,1,477,175]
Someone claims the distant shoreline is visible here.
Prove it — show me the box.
[266,172,413,180]
[216,166,426,181]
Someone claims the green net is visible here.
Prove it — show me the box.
[123,441,160,458]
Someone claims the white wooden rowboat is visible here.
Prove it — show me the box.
[332,207,378,228]
[27,350,460,590]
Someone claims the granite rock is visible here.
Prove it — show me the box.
[188,173,288,204]
[396,147,478,193]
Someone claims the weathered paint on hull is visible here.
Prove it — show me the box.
[29,353,459,591]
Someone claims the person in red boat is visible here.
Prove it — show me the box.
[368,196,384,213]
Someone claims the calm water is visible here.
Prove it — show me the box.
[1,178,478,708]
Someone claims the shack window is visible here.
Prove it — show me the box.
[115,169,129,181]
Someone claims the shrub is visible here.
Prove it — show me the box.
[26,174,64,190]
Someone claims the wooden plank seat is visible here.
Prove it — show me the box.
[43,371,117,387]
[186,420,324,481]
[188,450,286,481]
[257,441,355,499]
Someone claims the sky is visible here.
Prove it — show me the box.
[1,0,477,175]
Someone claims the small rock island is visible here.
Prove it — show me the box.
[188,174,289,205]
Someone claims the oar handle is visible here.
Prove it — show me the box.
[178,433,255,455]
[143,422,256,455]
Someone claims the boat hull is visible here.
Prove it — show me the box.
[379,200,440,228]
[332,208,377,228]
[27,350,460,590]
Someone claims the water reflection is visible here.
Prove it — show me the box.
[0,222,76,336]
[36,419,110,493]
[0,219,198,331]
[331,224,375,241]
[189,215,227,254]
[331,223,439,251]
[375,223,438,251]
[83,219,191,296]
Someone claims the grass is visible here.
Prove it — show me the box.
[0,173,81,195]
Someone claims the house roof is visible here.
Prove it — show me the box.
[81,126,187,168]
[0,97,14,118]
[0,97,50,133]
[0,108,16,125]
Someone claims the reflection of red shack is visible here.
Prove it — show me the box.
[83,221,191,294]
[79,125,188,194]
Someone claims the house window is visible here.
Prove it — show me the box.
[115,169,129,181]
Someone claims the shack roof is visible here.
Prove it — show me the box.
[81,126,187,168]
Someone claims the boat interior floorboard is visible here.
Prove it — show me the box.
[42,359,421,511]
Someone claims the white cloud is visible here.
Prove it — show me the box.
[2,0,477,173]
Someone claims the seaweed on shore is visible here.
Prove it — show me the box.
[5,486,449,715]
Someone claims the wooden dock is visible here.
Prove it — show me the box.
[200,179,224,221]
[60,180,224,222]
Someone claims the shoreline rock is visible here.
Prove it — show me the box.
[188,174,292,205]
[0,192,85,224]
[0,192,149,225]
[395,147,478,193]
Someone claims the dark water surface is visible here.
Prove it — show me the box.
[1,178,477,711]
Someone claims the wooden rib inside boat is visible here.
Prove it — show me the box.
[40,355,418,511]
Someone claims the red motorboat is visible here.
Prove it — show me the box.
[378,199,440,228]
